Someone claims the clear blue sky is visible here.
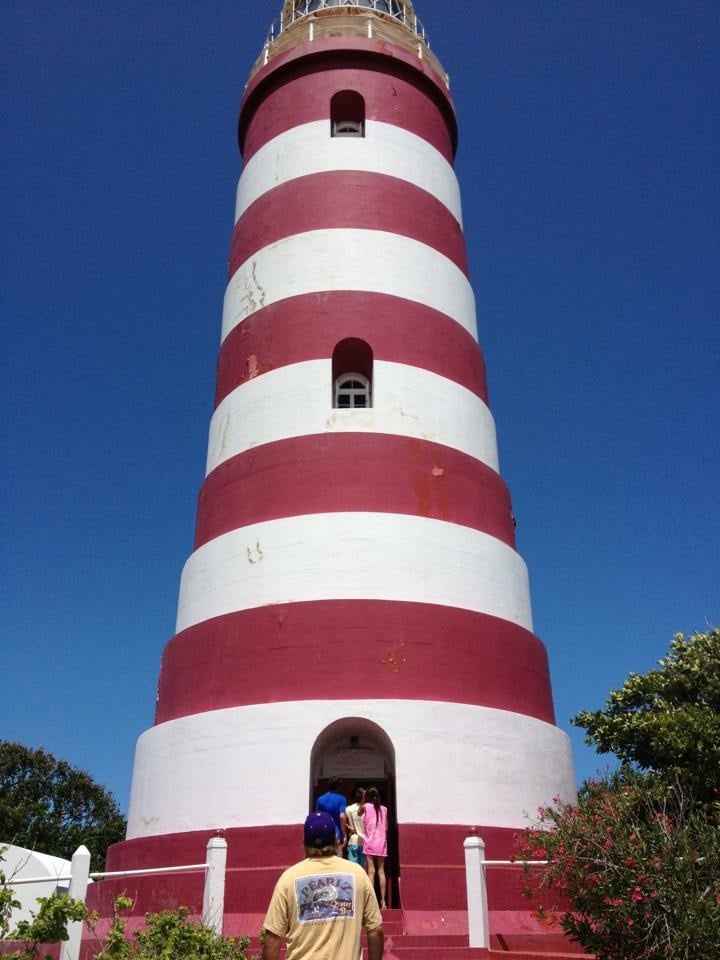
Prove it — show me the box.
[2,1,718,814]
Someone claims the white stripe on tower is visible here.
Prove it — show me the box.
[175,513,532,633]
[127,701,574,836]
[221,228,477,342]
[235,120,463,223]
[206,361,498,474]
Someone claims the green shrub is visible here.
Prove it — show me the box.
[94,898,255,960]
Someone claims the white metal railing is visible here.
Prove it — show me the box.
[8,833,547,954]
[464,832,548,949]
[2,837,228,960]
[265,1,428,47]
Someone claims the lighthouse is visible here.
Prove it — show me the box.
[107,0,576,918]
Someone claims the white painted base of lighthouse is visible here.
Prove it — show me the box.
[126,700,573,838]
[96,699,574,917]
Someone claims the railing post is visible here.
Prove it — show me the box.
[202,836,228,935]
[464,831,489,949]
[59,845,91,960]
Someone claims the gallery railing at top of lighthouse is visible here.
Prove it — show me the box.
[253,0,448,86]
[271,1,427,43]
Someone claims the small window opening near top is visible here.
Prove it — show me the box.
[336,374,370,408]
[332,338,373,409]
[331,90,366,138]
[333,120,363,137]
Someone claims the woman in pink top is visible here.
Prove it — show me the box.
[359,786,388,909]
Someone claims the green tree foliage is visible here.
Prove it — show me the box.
[516,773,720,960]
[516,629,720,959]
[0,742,126,869]
[574,629,720,803]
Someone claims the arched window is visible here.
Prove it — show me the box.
[332,338,373,408]
[330,90,366,138]
[335,373,370,408]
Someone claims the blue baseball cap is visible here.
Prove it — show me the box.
[304,812,336,848]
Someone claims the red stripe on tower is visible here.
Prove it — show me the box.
[229,172,469,276]
[214,294,488,407]
[193,435,515,548]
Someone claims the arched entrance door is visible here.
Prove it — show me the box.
[309,718,400,908]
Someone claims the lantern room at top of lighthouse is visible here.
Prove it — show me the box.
[282,0,418,27]
[255,0,447,84]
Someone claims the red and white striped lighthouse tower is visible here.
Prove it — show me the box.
[108,0,575,918]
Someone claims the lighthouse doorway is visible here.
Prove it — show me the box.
[309,718,400,908]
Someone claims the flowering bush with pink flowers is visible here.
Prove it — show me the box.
[516,629,720,960]
[516,773,720,959]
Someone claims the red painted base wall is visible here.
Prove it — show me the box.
[90,822,531,917]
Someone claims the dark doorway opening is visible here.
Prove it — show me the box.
[310,720,400,908]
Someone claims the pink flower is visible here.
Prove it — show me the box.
[603,897,623,908]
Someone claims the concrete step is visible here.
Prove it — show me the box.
[385,950,484,958]
[370,930,588,959]
[240,946,583,960]
[80,907,591,959]
[384,944,585,960]
[237,906,592,959]
[388,934,475,946]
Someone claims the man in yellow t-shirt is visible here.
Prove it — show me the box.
[262,812,384,960]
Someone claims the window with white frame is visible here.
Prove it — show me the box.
[332,119,364,137]
[335,373,371,408]
[332,337,373,408]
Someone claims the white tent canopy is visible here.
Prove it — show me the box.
[1,843,73,928]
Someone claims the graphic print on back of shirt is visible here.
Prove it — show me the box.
[295,872,356,922]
